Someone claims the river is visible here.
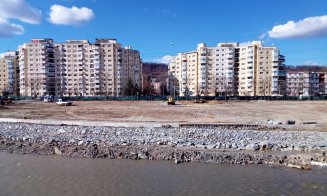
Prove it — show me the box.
[0,152,326,196]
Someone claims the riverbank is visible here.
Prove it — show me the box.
[2,152,326,195]
[0,122,326,169]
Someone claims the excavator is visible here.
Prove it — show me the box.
[192,94,207,103]
[167,96,175,105]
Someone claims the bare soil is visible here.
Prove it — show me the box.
[0,100,326,128]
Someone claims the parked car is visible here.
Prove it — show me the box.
[56,99,73,106]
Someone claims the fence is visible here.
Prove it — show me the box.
[3,95,327,101]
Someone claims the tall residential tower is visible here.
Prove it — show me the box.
[168,41,286,97]
[18,38,142,97]
[0,51,19,96]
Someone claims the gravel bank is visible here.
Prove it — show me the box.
[0,122,326,168]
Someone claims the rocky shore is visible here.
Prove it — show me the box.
[0,122,326,168]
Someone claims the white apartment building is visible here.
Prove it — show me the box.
[169,51,198,96]
[320,72,327,94]
[18,39,56,97]
[0,51,19,96]
[168,41,285,97]
[213,43,239,96]
[54,40,101,96]
[286,71,325,96]
[18,38,142,97]
[169,42,239,97]
[115,44,142,96]
[238,41,285,96]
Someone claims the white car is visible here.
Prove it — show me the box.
[56,99,73,106]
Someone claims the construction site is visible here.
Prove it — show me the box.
[0,100,326,129]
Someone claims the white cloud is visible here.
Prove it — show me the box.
[152,55,174,64]
[0,0,42,24]
[49,4,94,26]
[258,33,267,40]
[0,19,24,37]
[0,0,41,37]
[268,15,327,39]
[304,60,318,66]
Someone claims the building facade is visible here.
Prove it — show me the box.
[0,51,19,96]
[238,41,286,96]
[286,71,326,96]
[18,39,56,97]
[318,72,327,94]
[212,43,239,96]
[168,41,286,97]
[18,38,142,97]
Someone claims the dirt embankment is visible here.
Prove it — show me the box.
[0,100,327,130]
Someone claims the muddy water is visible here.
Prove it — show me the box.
[0,152,326,196]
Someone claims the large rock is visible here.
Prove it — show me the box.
[54,146,63,155]
[246,143,260,151]
[231,143,238,149]
[57,129,66,134]
[206,144,216,150]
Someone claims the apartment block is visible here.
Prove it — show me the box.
[238,41,285,96]
[169,51,198,96]
[54,40,101,96]
[18,38,141,97]
[318,72,327,94]
[0,51,19,96]
[286,71,326,96]
[18,39,56,97]
[168,41,285,97]
[213,43,239,96]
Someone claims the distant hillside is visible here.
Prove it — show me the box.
[142,62,168,83]
[285,65,327,72]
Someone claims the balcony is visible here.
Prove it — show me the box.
[94,63,100,68]
[247,79,253,83]
[47,48,55,53]
[272,67,279,72]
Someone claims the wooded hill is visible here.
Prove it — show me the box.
[142,62,168,83]
[284,65,327,72]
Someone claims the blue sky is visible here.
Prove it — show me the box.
[0,0,326,65]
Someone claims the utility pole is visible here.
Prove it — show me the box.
[173,85,176,99]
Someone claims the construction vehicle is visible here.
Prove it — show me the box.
[167,96,175,105]
[192,95,207,103]
[0,96,13,105]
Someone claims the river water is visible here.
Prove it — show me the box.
[0,152,326,196]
